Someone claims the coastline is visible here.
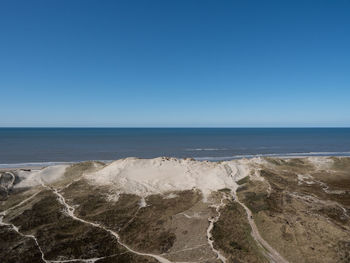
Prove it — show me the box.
[1,152,350,170]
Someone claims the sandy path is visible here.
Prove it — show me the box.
[0,190,49,263]
[44,183,173,263]
[235,198,288,263]
[225,164,289,263]
[0,189,120,263]
[206,198,227,263]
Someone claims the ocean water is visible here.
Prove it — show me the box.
[0,128,350,167]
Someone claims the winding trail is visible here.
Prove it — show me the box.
[0,189,123,263]
[1,178,199,263]
[287,191,350,220]
[46,252,129,263]
[1,190,42,215]
[234,198,288,263]
[0,200,49,263]
[206,198,227,263]
[224,164,288,263]
[44,184,173,263]
[163,244,207,256]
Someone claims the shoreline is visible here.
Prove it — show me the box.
[1,153,350,170]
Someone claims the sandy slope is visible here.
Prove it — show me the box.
[84,157,247,201]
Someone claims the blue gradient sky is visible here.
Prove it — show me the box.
[1,0,349,127]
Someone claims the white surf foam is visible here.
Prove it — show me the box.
[194,151,350,161]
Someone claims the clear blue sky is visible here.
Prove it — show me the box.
[0,0,349,127]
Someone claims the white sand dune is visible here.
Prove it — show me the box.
[14,165,68,188]
[84,157,252,200]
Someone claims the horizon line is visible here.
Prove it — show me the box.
[0,126,350,129]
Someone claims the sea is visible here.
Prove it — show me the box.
[1,128,350,168]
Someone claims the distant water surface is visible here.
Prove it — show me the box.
[0,128,350,167]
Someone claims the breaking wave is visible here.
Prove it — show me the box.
[186,148,227,151]
[0,160,114,169]
[194,151,350,161]
[1,151,350,168]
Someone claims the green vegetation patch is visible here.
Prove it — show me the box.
[63,182,202,255]
[212,201,268,263]
[0,226,44,263]
[7,190,127,261]
[236,185,248,192]
[243,191,270,214]
[120,190,202,254]
[330,157,350,170]
[237,176,250,185]
[62,180,141,231]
